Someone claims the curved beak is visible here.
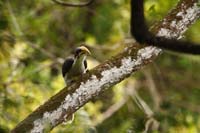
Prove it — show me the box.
[79,46,91,55]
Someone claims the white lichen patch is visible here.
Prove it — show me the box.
[177,3,200,20]
[157,28,177,38]
[172,3,200,34]
[176,11,184,17]
[30,46,160,133]
[137,46,161,59]
[157,3,200,39]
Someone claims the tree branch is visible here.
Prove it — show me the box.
[52,0,94,7]
[11,0,200,132]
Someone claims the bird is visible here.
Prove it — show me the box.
[62,46,91,86]
[61,46,91,123]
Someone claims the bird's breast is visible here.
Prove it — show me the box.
[68,59,85,76]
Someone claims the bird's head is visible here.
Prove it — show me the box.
[74,46,91,58]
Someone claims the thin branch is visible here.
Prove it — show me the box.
[93,98,127,126]
[128,83,154,117]
[143,117,160,133]
[52,0,94,7]
[6,0,23,36]
[126,81,160,133]
[143,69,162,111]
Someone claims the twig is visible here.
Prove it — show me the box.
[143,117,160,133]
[52,0,94,7]
[6,0,23,36]
[143,69,162,111]
[127,82,154,117]
[93,98,127,126]
[126,81,160,133]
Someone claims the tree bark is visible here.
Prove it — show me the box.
[11,0,200,132]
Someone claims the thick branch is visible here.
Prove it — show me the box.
[12,0,200,132]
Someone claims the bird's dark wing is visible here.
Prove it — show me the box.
[62,57,74,77]
[84,59,87,70]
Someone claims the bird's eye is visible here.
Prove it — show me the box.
[75,48,82,56]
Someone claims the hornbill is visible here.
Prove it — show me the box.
[62,46,91,85]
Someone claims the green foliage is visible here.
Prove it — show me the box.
[0,0,200,132]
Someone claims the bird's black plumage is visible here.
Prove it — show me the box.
[84,60,87,70]
[62,57,88,77]
[62,57,74,77]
